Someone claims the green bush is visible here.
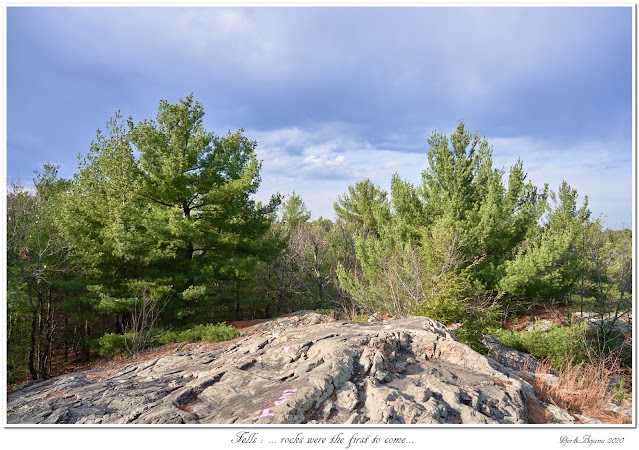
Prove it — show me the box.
[491,321,587,370]
[416,289,501,354]
[156,322,237,345]
[352,314,369,323]
[199,322,237,342]
[585,326,633,369]
[98,333,127,357]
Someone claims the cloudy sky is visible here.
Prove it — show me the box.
[6,5,633,228]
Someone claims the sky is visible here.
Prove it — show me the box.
[5,5,634,228]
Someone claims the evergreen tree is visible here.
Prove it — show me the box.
[56,112,151,342]
[337,121,547,345]
[58,95,281,329]
[499,181,590,304]
[417,121,545,290]
[280,191,311,230]
[334,178,391,237]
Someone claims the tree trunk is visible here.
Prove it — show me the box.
[64,316,69,363]
[579,274,584,318]
[27,284,42,381]
[28,306,38,381]
[41,290,54,379]
[235,280,241,322]
[186,241,194,260]
[82,319,91,362]
[36,298,44,377]
[73,324,79,360]
[276,281,284,317]
[298,280,303,311]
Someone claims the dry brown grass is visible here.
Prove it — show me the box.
[525,357,631,424]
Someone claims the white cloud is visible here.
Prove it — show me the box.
[303,154,345,167]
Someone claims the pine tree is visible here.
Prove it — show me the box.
[58,95,281,329]
[281,191,311,230]
[499,181,590,304]
[334,178,391,237]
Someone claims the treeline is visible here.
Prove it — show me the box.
[7,96,631,382]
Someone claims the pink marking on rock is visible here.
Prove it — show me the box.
[251,389,298,420]
[251,409,274,420]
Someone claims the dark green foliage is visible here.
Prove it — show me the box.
[56,95,281,323]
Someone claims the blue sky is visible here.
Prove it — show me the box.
[6,6,634,228]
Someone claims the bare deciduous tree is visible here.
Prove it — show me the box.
[124,287,169,356]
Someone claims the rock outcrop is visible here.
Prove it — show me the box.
[573,311,632,334]
[8,311,537,424]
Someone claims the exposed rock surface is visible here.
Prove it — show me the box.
[484,334,542,375]
[573,311,632,334]
[6,311,545,424]
[524,319,555,333]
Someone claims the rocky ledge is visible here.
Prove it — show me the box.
[3,311,606,425]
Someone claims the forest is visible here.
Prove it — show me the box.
[6,96,632,402]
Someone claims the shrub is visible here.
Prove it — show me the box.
[99,323,237,357]
[156,322,236,345]
[492,321,587,370]
[199,322,237,342]
[454,314,497,355]
[98,333,127,357]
